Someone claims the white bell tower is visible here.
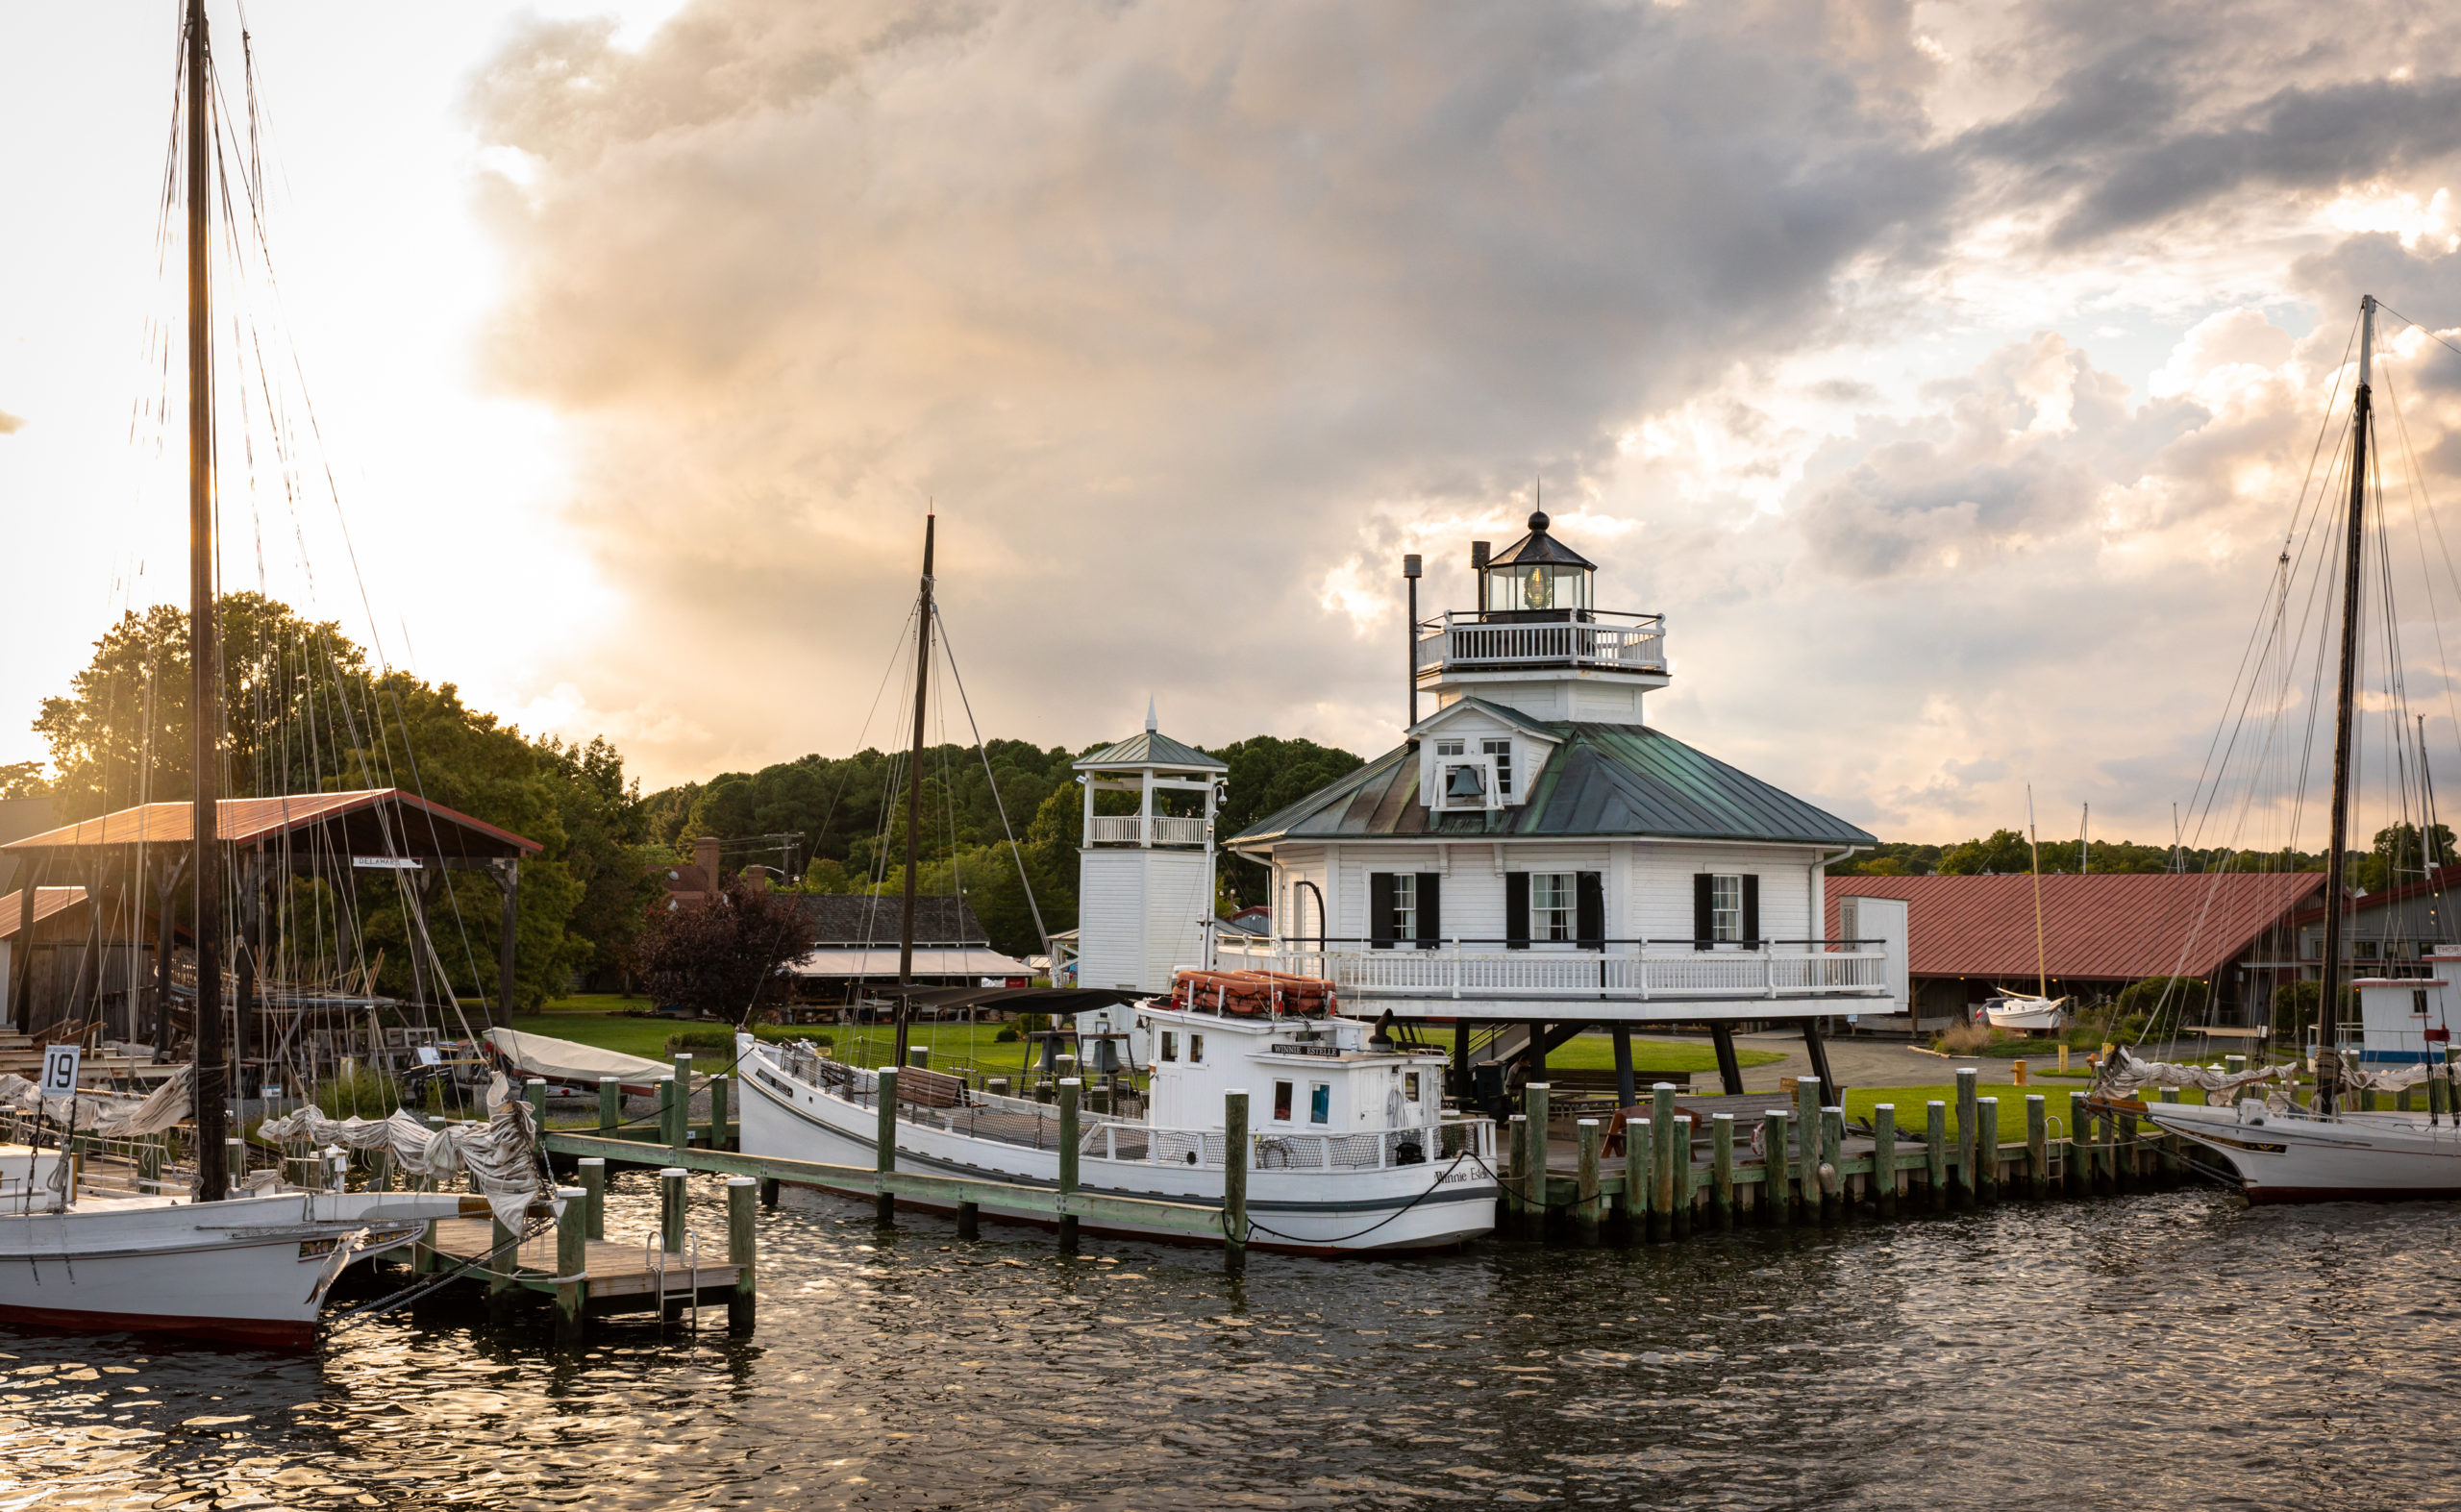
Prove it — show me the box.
[1073,705,1228,992]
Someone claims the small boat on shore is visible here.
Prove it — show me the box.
[1983,993,2069,1032]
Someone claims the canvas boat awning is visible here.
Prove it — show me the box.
[484,1028,668,1090]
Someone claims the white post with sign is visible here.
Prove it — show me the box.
[39,1044,82,1098]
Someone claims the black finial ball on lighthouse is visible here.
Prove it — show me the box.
[1529,509,1549,533]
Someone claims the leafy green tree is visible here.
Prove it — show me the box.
[1206,735,1366,906]
[1934,829,2034,876]
[633,880,809,1019]
[2353,822,2455,894]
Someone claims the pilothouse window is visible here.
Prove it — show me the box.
[1274,1080,1293,1121]
[1309,1083,1331,1125]
[1160,1031,1178,1062]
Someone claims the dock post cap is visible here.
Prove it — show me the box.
[577,1156,606,1168]
[1822,1105,1843,1115]
[2025,1093,2045,1103]
[659,1166,689,1177]
[1058,1077,1082,1088]
[1652,1081,1677,1090]
[1927,1099,1947,1107]
[1225,1087,1249,1097]
[1526,1081,1550,1090]
[1872,1102,1895,1109]
[724,1175,757,1187]
[1577,1117,1599,1127]
[1711,1111,1734,1123]
[599,1075,618,1083]
[526,1077,546,1086]
[1761,1109,1787,1117]
[555,1185,585,1200]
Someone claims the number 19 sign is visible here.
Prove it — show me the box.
[39,1044,82,1098]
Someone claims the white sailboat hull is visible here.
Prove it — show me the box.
[0,1189,481,1346]
[738,1046,1498,1253]
[2146,1101,2461,1202]
[1984,996,2069,1031]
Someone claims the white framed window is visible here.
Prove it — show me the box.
[1274,1080,1294,1121]
[1712,874,1743,943]
[1160,1030,1178,1062]
[1309,1083,1331,1124]
[1388,874,1418,942]
[1436,738,1464,756]
[1530,873,1575,942]
[1190,1034,1206,1064]
[1405,1071,1423,1103]
[1482,739,1513,799]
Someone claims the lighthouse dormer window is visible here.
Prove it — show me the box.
[1483,739,1513,798]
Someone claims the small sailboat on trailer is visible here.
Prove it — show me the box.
[2138,296,2461,1202]
[736,516,1500,1252]
[1982,789,2069,1032]
[0,0,524,1343]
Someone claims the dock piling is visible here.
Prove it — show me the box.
[555,1184,588,1346]
[1223,1089,1250,1274]
[1574,1119,1602,1246]
[526,1078,547,1131]
[660,1166,687,1255]
[908,1046,932,1069]
[709,1074,730,1153]
[1763,1110,1792,1227]
[670,1054,694,1153]
[1651,1083,1678,1237]
[1057,1078,1082,1254]
[1975,1098,1999,1202]
[726,1176,757,1332]
[875,1066,899,1227]
[1504,1114,1529,1229]
[580,1156,606,1241]
[1710,1113,1734,1230]
[1523,1083,1551,1238]
[2026,1096,2048,1199]
[1871,1105,1897,1218]
[1626,1117,1653,1242]
[1953,1069,1978,1207]
[2066,1091,2091,1196]
[1820,1106,1845,1225]
[1924,1102,1947,1211]
[759,1177,780,1207]
[599,1076,619,1130]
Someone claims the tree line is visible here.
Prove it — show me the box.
[1831,823,2455,895]
[9,596,1372,997]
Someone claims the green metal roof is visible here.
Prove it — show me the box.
[1073,729,1229,773]
[1228,722,1875,848]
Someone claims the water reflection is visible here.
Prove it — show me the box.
[5,1178,2460,1509]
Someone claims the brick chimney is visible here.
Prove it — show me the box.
[694,835,722,890]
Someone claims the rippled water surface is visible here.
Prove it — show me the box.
[6,1177,2461,1509]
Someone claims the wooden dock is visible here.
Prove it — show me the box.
[421,1217,742,1307]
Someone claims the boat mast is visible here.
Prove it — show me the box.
[2027,785,2048,1000]
[186,0,230,1200]
[2317,294,2376,1119]
[891,511,936,1072]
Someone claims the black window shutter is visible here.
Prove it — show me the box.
[1505,872,1531,951]
[1369,873,1395,950]
[1577,872,1604,948]
[1693,873,1714,952]
[1742,875,1761,948]
[1417,873,1442,947]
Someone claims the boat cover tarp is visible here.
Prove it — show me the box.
[0,1064,192,1139]
[260,1075,553,1228]
[485,1027,666,1089]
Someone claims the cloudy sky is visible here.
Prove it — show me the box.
[4,0,2461,848]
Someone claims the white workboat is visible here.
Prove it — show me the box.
[2142,1101,2461,1203]
[738,1003,1500,1253]
[0,1171,486,1347]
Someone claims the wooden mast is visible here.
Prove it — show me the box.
[2316,294,2376,1119]
[2026,786,2048,1001]
[891,511,936,1072]
[186,0,230,1200]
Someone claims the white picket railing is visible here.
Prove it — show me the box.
[1414,610,1666,679]
[1212,938,1889,1002]
[1084,815,1209,847]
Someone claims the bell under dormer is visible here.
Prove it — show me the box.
[1479,510,1595,621]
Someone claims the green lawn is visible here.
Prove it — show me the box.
[1541,1032,1786,1076]
[1842,1082,2210,1143]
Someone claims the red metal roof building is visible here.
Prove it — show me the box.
[1824,872,2324,1027]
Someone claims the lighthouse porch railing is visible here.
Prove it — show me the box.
[1211,936,1890,1003]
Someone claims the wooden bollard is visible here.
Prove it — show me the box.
[1626,1117,1653,1243]
[908,1045,932,1069]
[1057,1078,1082,1254]
[660,1167,687,1255]
[656,1078,679,1157]
[1871,1105,1897,1217]
[2115,1102,2138,1194]
[759,1178,780,1207]
[1523,1082,1552,1239]
[2431,1062,2450,1124]
[1762,1110,1793,1227]
[1574,1119,1603,1246]
[1651,1083,1678,1237]
[726,1176,757,1333]
[138,1135,163,1193]
[1223,1088,1250,1274]
[671,1054,696,1153]
[1974,1098,1999,1203]
[580,1156,607,1240]
[987,1077,1010,1098]
[2066,1090,2091,1196]
[1925,1102,1948,1211]
[875,1066,900,1227]
[555,1184,588,1346]
[1710,1114,1734,1231]
[1820,1107,1845,1225]
[709,1074,730,1153]
[2026,1096,2048,1199]
[1953,1068,1979,1207]
[526,1077,548,1130]
[599,1076,620,1130]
